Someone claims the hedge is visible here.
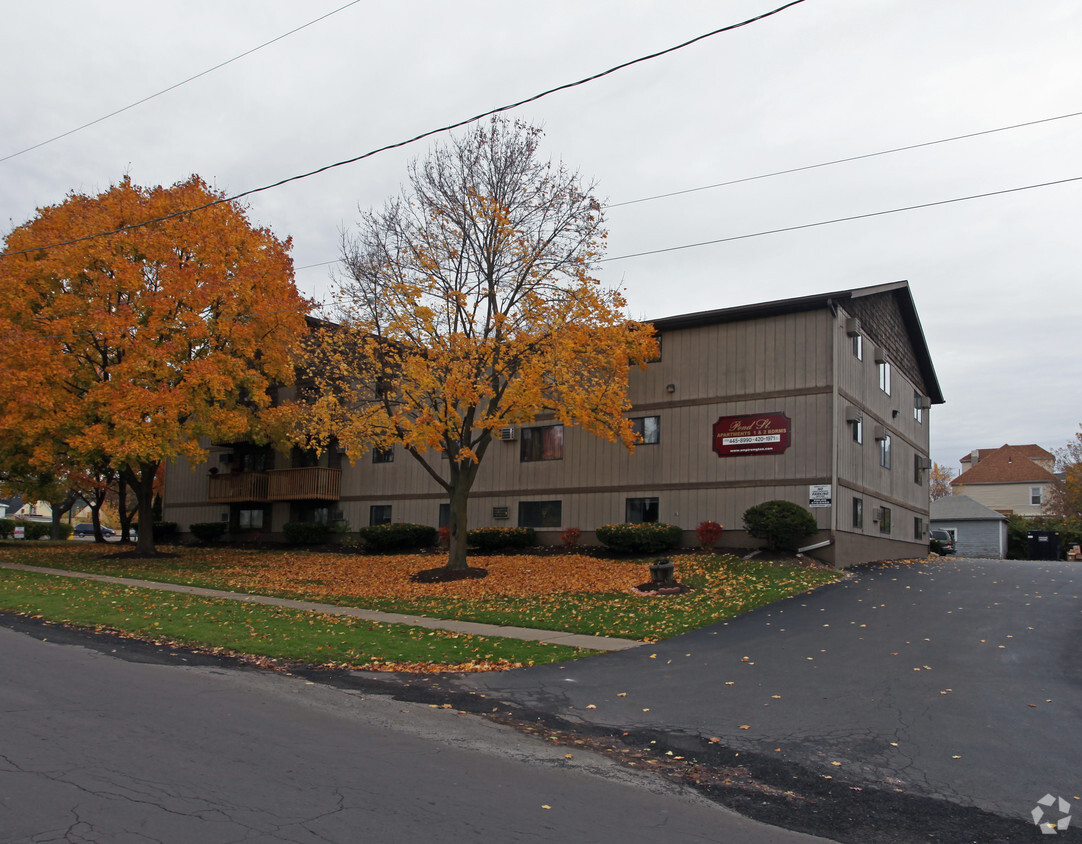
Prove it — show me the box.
[283,521,332,546]
[467,526,536,552]
[189,522,228,544]
[742,500,818,551]
[595,522,683,554]
[359,523,437,553]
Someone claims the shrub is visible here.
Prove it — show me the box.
[595,522,683,554]
[23,522,52,540]
[283,521,332,546]
[56,523,73,540]
[467,526,536,552]
[560,526,583,548]
[359,523,437,553]
[742,500,818,551]
[0,519,15,539]
[152,522,178,543]
[696,520,724,550]
[189,522,228,544]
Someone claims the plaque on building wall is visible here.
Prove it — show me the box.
[712,412,791,457]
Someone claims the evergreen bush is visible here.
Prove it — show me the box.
[742,500,818,550]
[189,522,228,544]
[467,526,536,552]
[283,521,332,546]
[359,523,437,553]
[595,522,683,554]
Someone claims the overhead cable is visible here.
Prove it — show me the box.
[0,0,806,260]
[600,175,1082,262]
[0,0,365,163]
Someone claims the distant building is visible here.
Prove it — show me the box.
[929,494,1009,558]
[951,444,1057,516]
[164,281,944,568]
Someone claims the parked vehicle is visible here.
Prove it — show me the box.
[929,529,955,555]
[73,524,116,537]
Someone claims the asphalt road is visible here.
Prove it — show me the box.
[0,621,827,844]
[447,558,1079,840]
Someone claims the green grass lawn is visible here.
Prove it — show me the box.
[0,567,585,671]
[0,542,843,670]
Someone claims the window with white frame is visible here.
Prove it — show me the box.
[1031,486,1043,506]
[878,361,891,395]
[879,435,892,469]
[630,416,660,445]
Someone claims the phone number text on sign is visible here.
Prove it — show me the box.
[712,413,791,457]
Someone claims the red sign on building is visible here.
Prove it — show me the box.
[712,412,791,457]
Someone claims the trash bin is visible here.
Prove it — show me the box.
[1026,530,1061,560]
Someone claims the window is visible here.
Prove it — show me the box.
[518,500,562,528]
[852,497,863,529]
[373,447,394,464]
[852,417,863,444]
[438,503,449,528]
[521,424,563,462]
[626,497,659,524]
[879,506,892,535]
[238,508,264,530]
[1031,486,1043,506]
[878,361,891,395]
[879,435,892,469]
[914,517,924,540]
[852,333,863,360]
[631,416,660,445]
[914,454,923,484]
[913,390,923,423]
[370,505,392,526]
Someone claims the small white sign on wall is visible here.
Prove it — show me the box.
[809,484,832,508]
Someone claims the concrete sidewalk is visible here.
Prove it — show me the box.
[0,562,642,652]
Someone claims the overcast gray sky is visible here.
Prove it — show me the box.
[3,0,1079,474]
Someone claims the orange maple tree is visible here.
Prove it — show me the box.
[0,175,309,553]
[305,119,657,572]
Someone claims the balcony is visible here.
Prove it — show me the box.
[208,472,269,503]
[267,467,341,501]
[208,467,341,504]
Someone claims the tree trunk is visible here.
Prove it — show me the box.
[445,482,471,571]
[124,462,159,555]
[444,460,480,571]
[49,490,78,540]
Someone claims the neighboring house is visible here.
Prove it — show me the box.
[929,494,1008,558]
[0,495,52,522]
[951,444,1057,516]
[164,281,944,568]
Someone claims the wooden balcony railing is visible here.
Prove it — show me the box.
[207,467,341,503]
[267,467,341,501]
[208,472,269,503]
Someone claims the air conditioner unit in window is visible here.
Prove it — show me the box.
[492,506,510,520]
[498,426,516,441]
[916,396,931,411]
[874,346,888,365]
[872,508,881,522]
[916,456,932,471]
[844,406,863,424]
[873,424,887,441]
[845,317,861,337]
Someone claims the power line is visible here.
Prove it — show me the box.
[0,0,806,261]
[0,0,365,164]
[608,110,1082,208]
[600,175,1082,262]
[294,106,1082,272]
